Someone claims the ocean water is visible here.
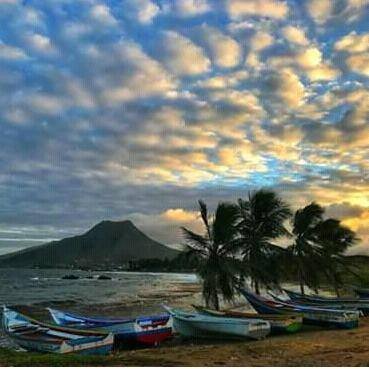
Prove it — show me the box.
[0,268,197,307]
[0,268,199,349]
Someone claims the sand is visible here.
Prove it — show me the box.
[115,317,369,366]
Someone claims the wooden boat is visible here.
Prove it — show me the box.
[240,289,359,329]
[2,306,114,355]
[192,305,303,333]
[352,286,369,299]
[283,289,369,316]
[47,308,172,346]
[163,305,270,340]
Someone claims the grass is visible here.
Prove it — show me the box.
[0,348,120,367]
[0,347,181,367]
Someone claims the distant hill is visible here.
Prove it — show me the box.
[0,220,180,268]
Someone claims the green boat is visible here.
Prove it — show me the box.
[192,305,303,333]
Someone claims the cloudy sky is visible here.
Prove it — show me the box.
[0,0,368,255]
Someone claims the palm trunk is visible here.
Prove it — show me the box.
[298,268,305,295]
[254,280,260,295]
[297,254,305,295]
[299,280,305,295]
[213,291,220,311]
[335,285,340,297]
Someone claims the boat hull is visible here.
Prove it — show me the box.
[2,307,114,355]
[192,305,302,334]
[48,308,173,347]
[354,289,369,299]
[164,306,270,340]
[284,289,369,316]
[240,289,359,329]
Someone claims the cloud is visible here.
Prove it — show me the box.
[282,25,309,45]
[306,0,333,24]
[156,31,211,75]
[227,0,289,20]
[245,31,274,68]
[306,0,369,25]
[196,25,242,68]
[0,42,27,60]
[89,3,117,26]
[24,33,55,54]
[335,32,369,76]
[268,46,340,81]
[164,0,211,17]
[99,41,177,103]
[0,0,368,256]
[249,31,274,51]
[345,54,369,76]
[335,32,369,53]
[124,0,160,24]
[195,71,249,89]
[263,68,306,108]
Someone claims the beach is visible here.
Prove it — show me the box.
[2,276,369,366]
[2,317,369,366]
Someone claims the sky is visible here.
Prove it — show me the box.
[0,0,368,255]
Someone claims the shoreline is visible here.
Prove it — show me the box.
[2,318,369,366]
[3,280,368,366]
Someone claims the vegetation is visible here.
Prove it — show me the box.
[182,200,241,310]
[0,348,118,367]
[183,189,360,308]
[287,203,358,295]
[287,203,326,295]
[236,190,291,294]
[128,254,200,272]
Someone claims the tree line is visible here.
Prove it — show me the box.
[182,189,359,310]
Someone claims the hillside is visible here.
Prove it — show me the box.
[0,220,179,268]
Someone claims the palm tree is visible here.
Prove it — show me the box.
[182,200,240,310]
[287,202,324,295]
[237,189,292,294]
[288,203,358,295]
[314,218,358,296]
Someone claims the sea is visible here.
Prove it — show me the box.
[0,268,197,307]
[0,268,198,349]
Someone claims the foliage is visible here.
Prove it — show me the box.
[128,254,200,272]
[236,190,292,294]
[182,200,241,309]
[287,202,325,294]
[287,202,358,295]
[182,190,360,302]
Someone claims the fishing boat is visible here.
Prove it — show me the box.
[283,289,369,316]
[352,286,369,299]
[47,308,172,346]
[240,289,359,329]
[192,305,303,333]
[163,305,270,340]
[2,306,114,355]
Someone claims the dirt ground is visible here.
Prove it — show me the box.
[115,317,369,366]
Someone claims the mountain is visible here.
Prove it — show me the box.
[0,220,180,268]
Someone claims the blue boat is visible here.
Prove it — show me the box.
[240,289,359,329]
[352,286,369,299]
[2,306,114,355]
[47,308,172,346]
[283,289,369,316]
[163,305,271,340]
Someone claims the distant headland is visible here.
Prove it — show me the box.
[0,220,198,272]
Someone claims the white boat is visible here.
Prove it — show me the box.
[163,305,270,340]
